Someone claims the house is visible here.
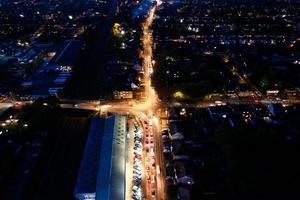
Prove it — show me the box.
[113,90,133,100]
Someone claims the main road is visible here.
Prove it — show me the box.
[136,1,168,199]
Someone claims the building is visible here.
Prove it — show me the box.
[284,88,300,99]
[266,89,279,97]
[74,115,126,200]
[113,90,133,100]
[237,84,255,97]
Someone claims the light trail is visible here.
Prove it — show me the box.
[138,3,167,200]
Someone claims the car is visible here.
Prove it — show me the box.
[133,189,141,194]
[134,147,142,152]
[163,148,171,153]
[134,131,141,135]
[163,143,171,150]
[161,130,169,136]
[135,132,142,137]
[163,138,170,143]
[146,166,150,172]
[134,148,142,153]
[134,165,141,170]
[161,128,170,132]
[163,140,171,146]
[145,138,149,144]
[150,138,154,144]
[135,143,142,148]
[150,175,155,183]
[151,158,155,165]
[133,191,141,197]
[134,176,141,181]
[134,147,139,151]
[132,191,141,198]
[133,172,142,177]
[132,190,142,198]
[134,178,141,183]
[132,196,140,200]
[135,135,142,139]
[133,189,141,193]
[133,171,142,176]
[162,134,169,139]
[133,174,142,179]
[134,137,142,141]
[132,193,140,200]
[166,176,175,185]
[150,147,154,153]
[151,191,156,198]
[132,185,139,191]
[133,167,141,172]
[135,142,142,147]
[135,140,142,144]
[134,164,141,168]
[135,154,142,160]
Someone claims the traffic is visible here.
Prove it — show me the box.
[132,121,143,200]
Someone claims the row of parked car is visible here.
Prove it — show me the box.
[132,122,143,200]
[144,119,157,199]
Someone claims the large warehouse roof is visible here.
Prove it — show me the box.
[74,115,126,200]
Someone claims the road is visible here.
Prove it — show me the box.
[0,103,13,112]
[57,97,300,111]
[231,66,263,98]
[136,2,167,200]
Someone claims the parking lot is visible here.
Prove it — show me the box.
[131,120,143,200]
[126,113,162,200]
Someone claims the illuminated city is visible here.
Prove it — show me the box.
[0,0,300,200]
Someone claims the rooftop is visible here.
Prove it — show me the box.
[74,115,126,200]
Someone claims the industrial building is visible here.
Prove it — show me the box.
[74,115,126,200]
